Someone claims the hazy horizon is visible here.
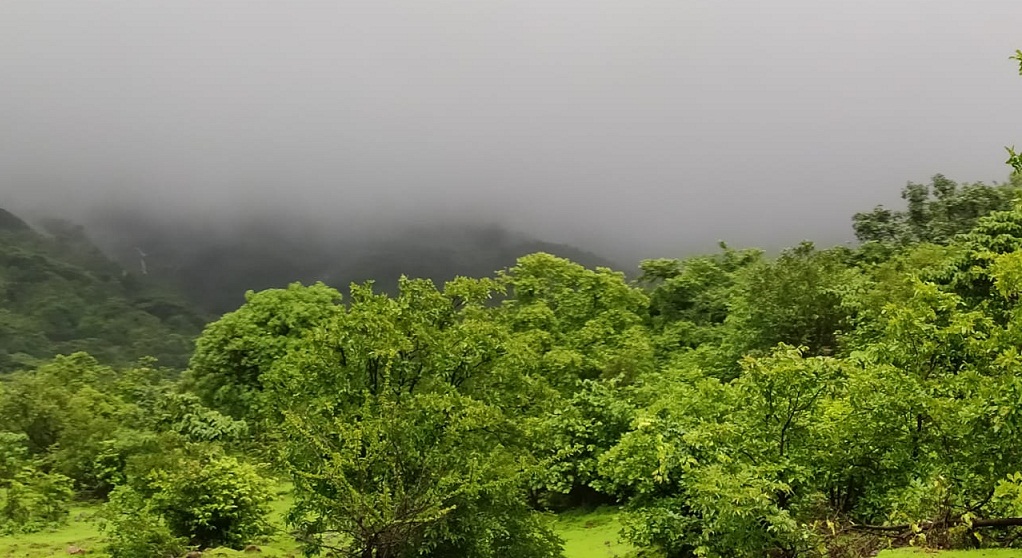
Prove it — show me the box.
[3,1,1021,261]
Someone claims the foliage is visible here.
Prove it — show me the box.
[0,431,74,534]
[114,449,273,549]
[599,347,843,557]
[103,487,187,558]
[186,282,343,421]
[14,133,1022,558]
[145,391,249,443]
[0,354,219,499]
[639,245,761,359]
[0,468,74,535]
[1008,51,1022,175]
[852,175,1021,246]
[0,212,203,372]
[498,253,653,391]
[282,391,560,558]
[261,275,562,558]
[534,379,636,501]
[726,243,853,359]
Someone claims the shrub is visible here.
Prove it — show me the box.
[0,469,74,534]
[114,449,274,548]
[103,487,186,558]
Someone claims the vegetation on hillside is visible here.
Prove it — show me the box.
[0,215,203,372]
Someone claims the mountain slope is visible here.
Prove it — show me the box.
[0,210,205,372]
[84,213,622,315]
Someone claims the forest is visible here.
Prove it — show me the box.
[3,167,1022,558]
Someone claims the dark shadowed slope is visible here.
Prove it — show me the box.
[82,211,621,315]
[0,208,31,232]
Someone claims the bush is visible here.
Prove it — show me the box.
[0,469,74,534]
[0,432,74,534]
[103,487,186,558]
[115,449,274,548]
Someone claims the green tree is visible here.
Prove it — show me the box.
[1008,50,1022,175]
[600,347,845,558]
[0,431,74,534]
[722,243,854,369]
[186,282,343,422]
[280,391,559,558]
[639,245,761,357]
[0,354,160,497]
[496,254,655,502]
[256,276,561,558]
[102,493,186,558]
[852,174,1021,246]
[498,253,652,391]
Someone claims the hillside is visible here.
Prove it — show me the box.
[81,211,621,315]
[0,208,204,372]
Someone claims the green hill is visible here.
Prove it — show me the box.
[0,209,205,372]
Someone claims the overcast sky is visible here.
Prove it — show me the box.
[2,1,1021,258]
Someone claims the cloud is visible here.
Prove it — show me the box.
[2,1,1020,259]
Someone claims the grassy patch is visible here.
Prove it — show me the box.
[0,492,641,558]
[4,498,1022,558]
[0,506,105,558]
[878,549,1022,557]
[551,506,639,558]
[0,493,301,558]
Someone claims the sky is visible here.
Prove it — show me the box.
[1,1,1021,259]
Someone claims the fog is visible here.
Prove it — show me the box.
[2,1,1021,261]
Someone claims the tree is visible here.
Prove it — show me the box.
[280,391,559,558]
[852,175,1021,246]
[639,244,761,356]
[498,253,653,391]
[496,254,655,502]
[533,378,636,506]
[259,276,562,558]
[186,282,343,422]
[599,346,845,558]
[0,432,74,534]
[1007,50,1022,175]
[723,242,854,368]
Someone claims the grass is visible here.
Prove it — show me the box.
[0,506,104,558]
[878,550,1022,557]
[0,498,303,558]
[0,493,637,558]
[551,506,638,558]
[1,499,1016,558]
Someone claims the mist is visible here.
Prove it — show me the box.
[2,1,1021,262]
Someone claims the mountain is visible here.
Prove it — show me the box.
[0,209,205,372]
[0,202,622,372]
[82,211,622,315]
[0,208,32,232]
